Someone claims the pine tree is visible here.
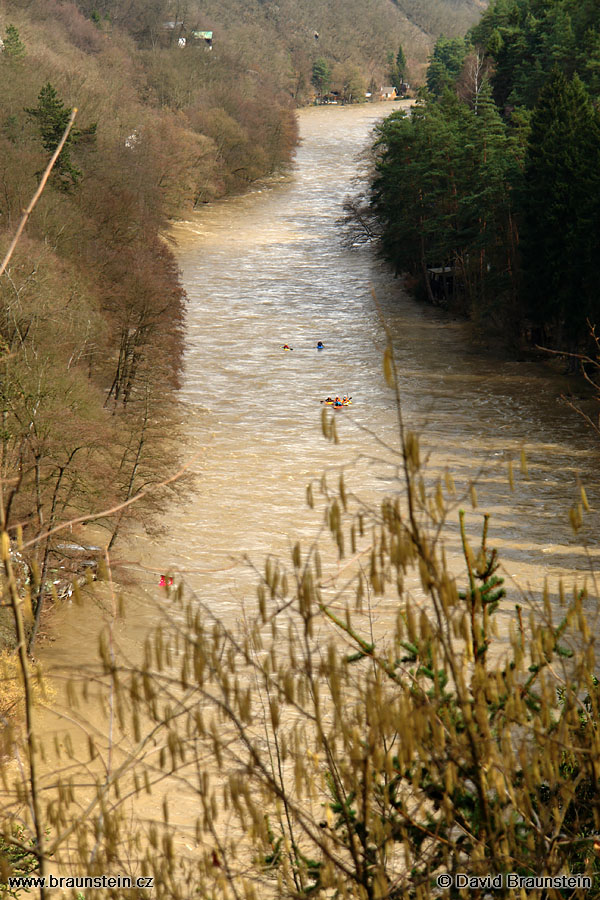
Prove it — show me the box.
[581,26,600,96]
[470,0,600,109]
[540,5,577,76]
[25,82,82,187]
[311,58,332,97]
[460,80,518,316]
[389,43,407,86]
[519,68,600,342]
[396,44,407,79]
[3,24,25,60]
[372,96,471,301]
[426,37,469,97]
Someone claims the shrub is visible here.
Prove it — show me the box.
[117,338,600,898]
[2,340,599,900]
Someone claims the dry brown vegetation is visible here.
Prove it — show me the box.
[1,336,599,899]
[0,0,303,652]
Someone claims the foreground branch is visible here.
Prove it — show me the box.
[0,108,78,279]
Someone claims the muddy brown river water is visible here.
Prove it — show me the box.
[147,101,600,609]
[11,101,600,886]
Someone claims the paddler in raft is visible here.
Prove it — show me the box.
[320,395,352,405]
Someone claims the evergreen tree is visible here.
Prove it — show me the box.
[519,68,600,342]
[311,58,332,97]
[581,27,600,96]
[371,79,522,319]
[388,43,407,87]
[396,44,407,80]
[426,36,469,96]
[372,96,472,299]
[3,24,25,60]
[459,80,519,317]
[371,110,423,274]
[25,83,85,187]
[540,5,577,75]
[470,0,600,108]
[370,0,600,344]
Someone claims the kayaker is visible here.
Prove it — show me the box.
[317,341,324,349]
[282,344,293,350]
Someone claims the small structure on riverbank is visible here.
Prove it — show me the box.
[427,266,454,304]
[191,30,213,48]
[161,23,213,49]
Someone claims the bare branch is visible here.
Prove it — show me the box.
[0,108,78,279]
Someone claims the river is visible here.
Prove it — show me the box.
[149,100,600,611]
[15,100,600,886]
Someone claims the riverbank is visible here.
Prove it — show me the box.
[2,100,600,897]
[4,96,598,682]
[35,100,600,646]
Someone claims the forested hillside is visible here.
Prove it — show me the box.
[370,0,600,352]
[0,0,298,649]
[65,0,488,96]
[394,0,488,44]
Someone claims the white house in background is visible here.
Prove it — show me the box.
[379,85,397,100]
